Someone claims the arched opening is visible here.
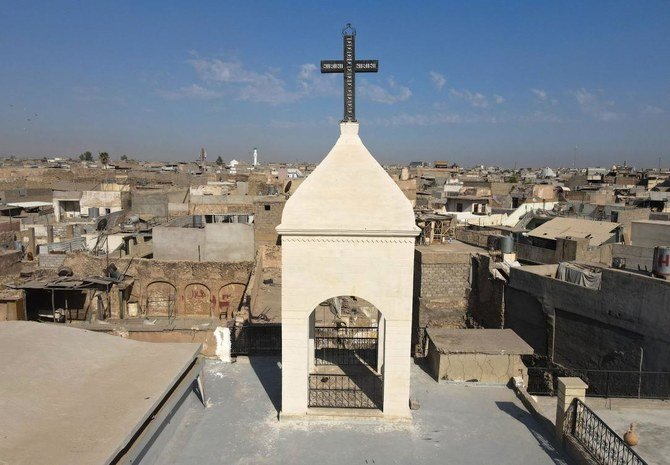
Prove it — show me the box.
[308,296,384,410]
[217,283,246,320]
[183,283,212,317]
[145,281,177,318]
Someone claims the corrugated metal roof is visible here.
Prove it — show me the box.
[527,217,620,246]
[38,237,87,254]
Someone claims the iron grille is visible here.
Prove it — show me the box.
[527,367,670,399]
[308,373,383,409]
[230,324,281,355]
[314,326,378,367]
[565,398,648,465]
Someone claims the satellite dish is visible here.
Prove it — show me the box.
[284,181,292,193]
[96,218,108,231]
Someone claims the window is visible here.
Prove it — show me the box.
[264,205,271,211]
[456,203,463,212]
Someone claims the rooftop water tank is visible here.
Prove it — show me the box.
[501,235,515,254]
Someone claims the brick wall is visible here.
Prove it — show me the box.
[413,247,473,335]
[253,199,285,247]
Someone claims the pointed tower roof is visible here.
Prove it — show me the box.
[277,123,419,236]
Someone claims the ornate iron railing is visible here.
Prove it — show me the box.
[527,366,670,399]
[565,399,648,465]
[314,326,378,367]
[308,373,383,409]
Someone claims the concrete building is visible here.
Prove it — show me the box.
[277,122,419,418]
[153,222,254,262]
[631,219,670,248]
[80,188,130,217]
[506,263,670,377]
[53,183,131,221]
[52,190,82,221]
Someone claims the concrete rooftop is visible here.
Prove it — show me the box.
[415,239,485,256]
[534,395,670,465]
[155,357,572,465]
[0,321,201,465]
[427,328,534,355]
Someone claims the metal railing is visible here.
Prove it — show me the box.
[314,326,378,367]
[527,367,670,399]
[230,324,281,355]
[565,398,648,465]
[308,373,383,409]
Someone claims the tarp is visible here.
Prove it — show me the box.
[556,262,602,290]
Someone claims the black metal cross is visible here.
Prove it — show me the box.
[321,24,379,122]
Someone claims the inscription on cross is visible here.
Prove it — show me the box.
[321,23,379,122]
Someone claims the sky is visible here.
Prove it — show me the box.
[1,1,669,167]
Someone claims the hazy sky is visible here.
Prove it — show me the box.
[1,1,669,167]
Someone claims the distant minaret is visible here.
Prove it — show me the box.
[200,147,207,172]
[253,147,259,166]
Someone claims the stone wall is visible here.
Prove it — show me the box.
[418,262,471,299]
[62,252,253,319]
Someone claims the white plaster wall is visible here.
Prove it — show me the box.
[80,191,124,210]
[281,235,415,417]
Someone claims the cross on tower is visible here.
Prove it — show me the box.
[321,23,379,123]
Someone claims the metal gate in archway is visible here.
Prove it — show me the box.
[309,326,383,409]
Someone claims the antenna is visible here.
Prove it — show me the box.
[573,146,577,170]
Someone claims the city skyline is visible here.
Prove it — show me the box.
[1,1,669,167]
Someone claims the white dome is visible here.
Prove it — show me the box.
[277,123,419,236]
